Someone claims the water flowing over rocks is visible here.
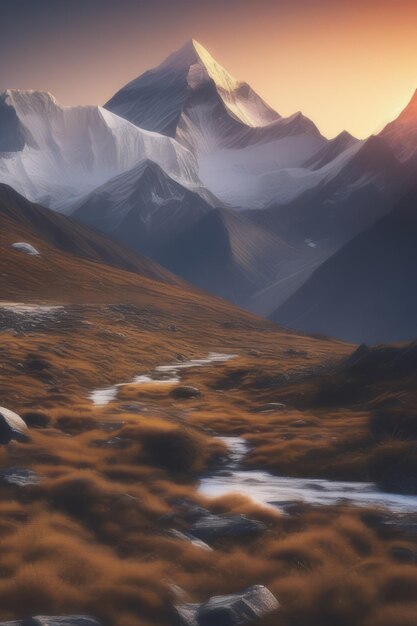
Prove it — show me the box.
[175,585,280,626]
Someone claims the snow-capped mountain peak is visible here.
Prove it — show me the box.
[0,88,212,212]
[105,39,281,134]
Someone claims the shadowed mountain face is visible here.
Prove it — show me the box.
[72,160,215,258]
[271,185,417,344]
[157,208,301,305]
[249,135,412,248]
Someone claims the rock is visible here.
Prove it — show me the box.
[198,585,279,626]
[27,616,102,626]
[22,412,51,428]
[0,468,40,487]
[171,386,202,400]
[168,529,213,552]
[170,584,191,603]
[169,324,178,332]
[175,585,279,626]
[174,603,200,626]
[11,242,40,256]
[190,514,267,543]
[286,348,308,357]
[0,407,29,444]
[182,504,211,522]
[176,354,187,362]
[0,618,102,626]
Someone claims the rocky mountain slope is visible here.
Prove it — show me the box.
[271,184,417,343]
[0,183,180,286]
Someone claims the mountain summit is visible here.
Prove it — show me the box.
[105,39,325,207]
[105,39,281,136]
[379,87,417,161]
[0,88,207,211]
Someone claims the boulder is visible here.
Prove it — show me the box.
[27,617,102,626]
[0,618,102,626]
[168,529,212,551]
[190,514,267,543]
[171,386,202,400]
[198,585,279,626]
[182,504,211,522]
[0,468,40,487]
[175,585,279,626]
[174,604,199,626]
[0,407,29,444]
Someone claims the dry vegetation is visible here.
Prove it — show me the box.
[0,230,416,625]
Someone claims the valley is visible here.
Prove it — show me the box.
[0,21,416,626]
[0,229,416,625]
[1,41,416,342]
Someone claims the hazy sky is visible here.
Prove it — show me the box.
[1,0,416,138]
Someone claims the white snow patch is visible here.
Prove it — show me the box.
[11,242,40,256]
[0,302,63,316]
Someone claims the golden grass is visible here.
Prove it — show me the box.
[0,234,415,624]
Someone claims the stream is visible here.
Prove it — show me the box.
[90,353,417,515]
[89,352,236,406]
[199,437,417,514]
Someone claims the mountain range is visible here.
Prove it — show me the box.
[0,39,416,342]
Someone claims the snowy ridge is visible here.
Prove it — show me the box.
[105,39,331,208]
[105,39,281,135]
[0,89,210,212]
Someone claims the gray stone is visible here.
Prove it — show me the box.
[0,618,102,626]
[26,617,102,626]
[0,468,40,487]
[183,504,211,522]
[174,603,199,626]
[0,407,29,444]
[171,386,202,400]
[190,514,267,543]
[198,585,279,626]
[168,529,213,552]
[175,586,279,626]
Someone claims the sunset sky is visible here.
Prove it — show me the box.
[1,0,416,138]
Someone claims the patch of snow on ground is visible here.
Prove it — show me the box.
[11,242,40,256]
[0,302,63,316]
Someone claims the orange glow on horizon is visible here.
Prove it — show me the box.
[2,0,416,139]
